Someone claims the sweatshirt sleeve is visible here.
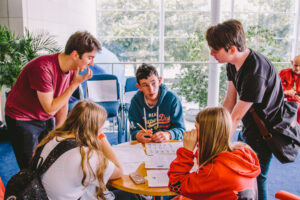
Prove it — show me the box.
[168,96,185,140]
[168,147,217,199]
[128,98,143,140]
[168,147,194,194]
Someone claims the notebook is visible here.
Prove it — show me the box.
[147,170,169,187]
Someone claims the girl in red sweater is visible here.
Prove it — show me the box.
[168,107,261,200]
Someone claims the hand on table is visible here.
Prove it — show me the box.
[183,129,198,152]
[151,131,171,143]
[136,129,153,143]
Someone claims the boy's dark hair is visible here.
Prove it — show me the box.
[206,19,246,52]
[136,63,159,84]
[65,31,101,58]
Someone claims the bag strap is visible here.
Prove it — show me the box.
[249,107,273,141]
[35,138,79,176]
[30,143,47,170]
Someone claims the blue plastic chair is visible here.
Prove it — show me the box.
[68,64,105,112]
[68,84,84,111]
[125,77,138,93]
[122,77,138,141]
[85,74,124,144]
[124,77,138,105]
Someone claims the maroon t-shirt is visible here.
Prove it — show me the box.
[5,53,74,121]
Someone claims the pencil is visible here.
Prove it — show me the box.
[137,123,147,133]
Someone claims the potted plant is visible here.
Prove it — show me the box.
[0,25,61,121]
[0,25,61,89]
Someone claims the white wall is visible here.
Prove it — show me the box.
[22,0,97,47]
[0,0,97,47]
[0,0,24,121]
[0,0,97,121]
[0,0,24,35]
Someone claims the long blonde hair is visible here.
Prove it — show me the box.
[196,107,232,168]
[38,100,108,199]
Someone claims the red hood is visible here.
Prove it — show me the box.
[168,147,261,200]
[215,147,261,179]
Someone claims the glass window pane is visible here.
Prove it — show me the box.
[274,62,291,72]
[256,0,294,12]
[221,0,233,12]
[164,38,209,61]
[237,13,295,38]
[165,0,209,11]
[167,63,226,108]
[233,0,262,12]
[233,0,294,13]
[101,38,159,62]
[98,0,159,10]
[97,11,159,37]
[165,12,210,37]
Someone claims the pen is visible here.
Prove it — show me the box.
[137,123,152,138]
[137,123,147,133]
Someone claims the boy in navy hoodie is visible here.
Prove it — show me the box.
[128,63,185,143]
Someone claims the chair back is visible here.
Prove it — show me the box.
[86,74,120,118]
[125,77,138,92]
[124,77,138,104]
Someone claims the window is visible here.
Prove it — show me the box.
[96,0,299,108]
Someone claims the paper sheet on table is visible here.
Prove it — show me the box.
[87,80,117,102]
[147,170,169,187]
[145,142,183,155]
[112,143,146,175]
[145,154,176,169]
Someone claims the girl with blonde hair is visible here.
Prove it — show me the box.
[38,100,123,199]
[168,107,261,200]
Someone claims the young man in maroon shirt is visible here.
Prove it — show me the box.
[5,31,100,169]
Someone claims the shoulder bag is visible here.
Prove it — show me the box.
[249,102,300,163]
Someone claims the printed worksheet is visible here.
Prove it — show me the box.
[147,170,169,187]
[112,142,146,175]
[145,142,183,155]
[145,154,176,169]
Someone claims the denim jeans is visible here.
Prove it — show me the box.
[5,116,55,169]
[238,131,272,200]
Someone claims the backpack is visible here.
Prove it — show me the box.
[4,138,78,200]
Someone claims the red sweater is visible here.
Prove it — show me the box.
[279,68,300,102]
[168,147,261,200]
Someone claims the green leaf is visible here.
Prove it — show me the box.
[0,25,61,88]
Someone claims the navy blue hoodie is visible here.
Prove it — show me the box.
[128,84,185,140]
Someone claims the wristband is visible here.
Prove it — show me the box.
[98,133,106,140]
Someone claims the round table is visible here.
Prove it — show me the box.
[109,141,178,196]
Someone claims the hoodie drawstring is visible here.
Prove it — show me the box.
[143,107,147,130]
[143,107,160,130]
[157,106,159,129]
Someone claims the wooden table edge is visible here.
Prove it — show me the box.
[109,176,178,196]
